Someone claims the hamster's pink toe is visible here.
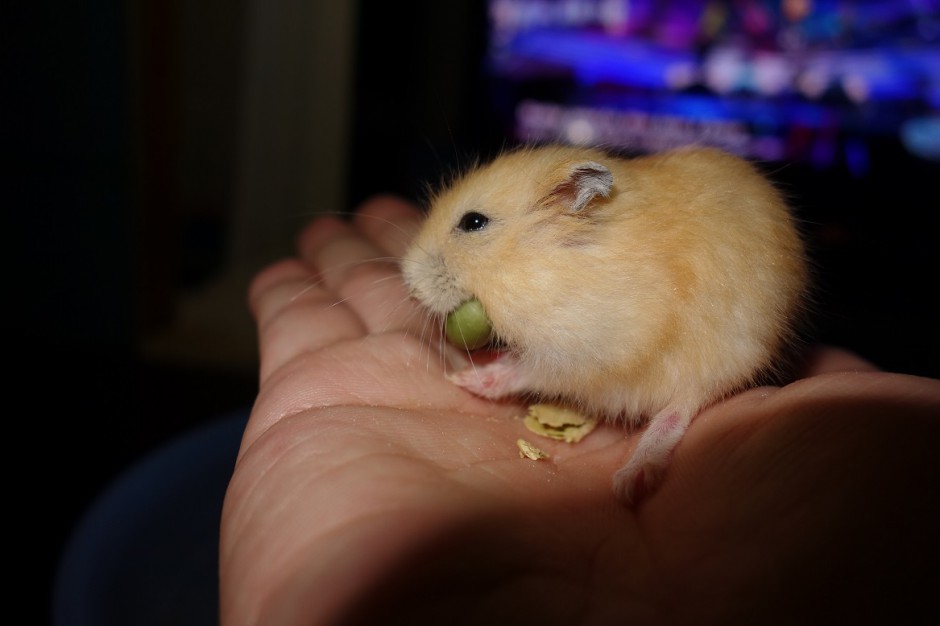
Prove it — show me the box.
[612,407,693,506]
[446,368,503,398]
[613,462,662,506]
[445,356,530,399]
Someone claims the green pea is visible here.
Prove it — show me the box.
[445,298,493,350]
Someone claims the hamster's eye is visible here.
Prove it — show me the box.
[457,211,490,232]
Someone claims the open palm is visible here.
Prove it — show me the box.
[220,196,940,625]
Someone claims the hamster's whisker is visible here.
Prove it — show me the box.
[286,255,404,302]
[421,310,445,374]
[379,293,420,334]
[325,295,355,310]
[287,276,327,303]
[287,209,417,239]
[367,273,405,287]
[422,313,447,371]
[396,255,435,271]
[417,309,437,372]
[348,212,423,242]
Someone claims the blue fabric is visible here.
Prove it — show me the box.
[53,410,249,626]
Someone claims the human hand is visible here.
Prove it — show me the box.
[220,195,940,625]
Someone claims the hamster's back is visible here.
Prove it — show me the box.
[585,147,807,415]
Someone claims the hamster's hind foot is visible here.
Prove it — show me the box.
[612,408,693,506]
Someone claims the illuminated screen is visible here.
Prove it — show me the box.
[485,0,940,174]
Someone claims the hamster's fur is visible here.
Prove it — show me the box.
[402,144,808,504]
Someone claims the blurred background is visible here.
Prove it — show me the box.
[7,0,938,622]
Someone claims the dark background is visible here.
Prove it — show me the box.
[5,1,937,622]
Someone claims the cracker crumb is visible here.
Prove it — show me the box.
[523,404,597,443]
[516,438,549,460]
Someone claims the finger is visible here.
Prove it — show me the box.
[249,258,368,383]
[295,212,424,334]
[296,215,378,276]
[352,194,424,258]
[797,345,881,377]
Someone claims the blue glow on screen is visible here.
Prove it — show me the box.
[487,0,940,168]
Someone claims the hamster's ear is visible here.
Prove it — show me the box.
[542,161,613,213]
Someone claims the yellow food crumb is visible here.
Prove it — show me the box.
[523,403,597,443]
[516,438,549,460]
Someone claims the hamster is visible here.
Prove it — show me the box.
[401,144,808,504]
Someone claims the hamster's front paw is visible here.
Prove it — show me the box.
[446,354,532,399]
